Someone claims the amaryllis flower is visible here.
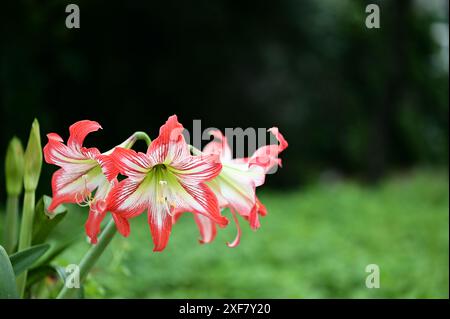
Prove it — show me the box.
[106,115,228,252]
[43,120,130,243]
[184,128,288,247]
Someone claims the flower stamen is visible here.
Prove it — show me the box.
[157,179,177,216]
[75,174,94,208]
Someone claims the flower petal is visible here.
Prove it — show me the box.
[85,207,107,244]
[205,178,228,208]
[67,120,102,150]
[169,153,222,184]
[193,213,217,244]
[48,166,104,211]
[112,213,131,238]
[86,178,130,243]
[203,130,232,160]
[227,208,241,248]
[248,127,288,173]
[110,147,152,180]
[246,197,267,230]
[177,182,228,226]
[213,162,265,216]
[43,133,98,172]
[256,197,267,216]
[85,212,129,244]
[147,115,189,165]
[268,127,288,152]
[148,208,172,252]
[96,153,120,182]
[107,178,150,218]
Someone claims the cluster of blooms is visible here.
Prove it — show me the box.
[43,115,287,251]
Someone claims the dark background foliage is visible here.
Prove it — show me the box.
[0,0,448,200]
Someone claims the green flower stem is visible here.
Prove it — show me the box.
[56,217,117,299]
[3,195,19,254]
[133,131,151,147]
[111,131,151,152]
[16,190,35,297]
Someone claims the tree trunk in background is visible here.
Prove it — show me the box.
[367,0,409,182]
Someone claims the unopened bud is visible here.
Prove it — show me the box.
[5,137,25,196]
[23,119,43,191]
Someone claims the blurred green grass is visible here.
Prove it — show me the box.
[2,169,449,298]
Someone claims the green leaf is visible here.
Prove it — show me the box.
[10,244,50,276]
[27,263,85,298]
[27,265,66,288]
[35,239,77,268]
[32,195,67,245]
[0,245,19,298]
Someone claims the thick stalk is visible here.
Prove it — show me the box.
[3,195,19,254]
[16,191,35,297]
[133,131,151,147]
[56,217,117,299]
[106,131,152,154]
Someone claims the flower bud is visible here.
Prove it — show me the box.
[5,137,24,196]
[23,119,43,192]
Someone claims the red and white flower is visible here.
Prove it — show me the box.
[44,116,287,251]
[106,115,228,251]
[186,128,288,247]
[43,120,130,244]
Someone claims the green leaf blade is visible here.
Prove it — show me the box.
[32,195,67,245]
[0,245,19,298]
[10,244,50,276]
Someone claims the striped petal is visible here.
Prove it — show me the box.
[96,153,120,182]
[169,153,222,185]
[177,182,227,226]
[147,115,189,165]
[48,165,104,211]
[86,178,130,243]
[67,120,102,150]
[112,213,131,238]
[148,209,172,252]
[85,205,107,244]
[193,213,217,244]
[248,127,288,173]
[107,178,150,218]
[149,168,227,226]
[203,130,232,160]
[227,208,241,248]
[43,133,99,173]
[145,180,226,251]
[212,162,265,217]
[246,197,267,230]
[109,147,152,181]
[84,178,130,244]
